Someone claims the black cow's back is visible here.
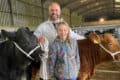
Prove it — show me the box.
[0,41,31,80]
[0,41,14,80]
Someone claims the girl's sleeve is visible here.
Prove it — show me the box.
[74,40,80,68]
[48,44,57,78]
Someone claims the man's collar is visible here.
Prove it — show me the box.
[47,18,63,23]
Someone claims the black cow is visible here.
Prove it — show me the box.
[0,27,43,80]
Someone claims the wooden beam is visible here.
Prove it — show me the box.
[82,9,112,22]
[7,0,14,26]
[69,9,72,26]
[77,1,112,16]
[83,8,113,18]
[17,0,48,10]
[61,0,79,8]
[41,0,46,21]
[112,0,115,15]
[71,0,96,12]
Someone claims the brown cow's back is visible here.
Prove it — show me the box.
[77,38,113,80]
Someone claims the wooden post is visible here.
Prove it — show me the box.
[69,9,72,27]
[7,0,14,26]
[41,0,45,21]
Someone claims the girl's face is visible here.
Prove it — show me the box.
[57,24,69,41]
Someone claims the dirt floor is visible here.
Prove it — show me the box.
[91,61,120,80]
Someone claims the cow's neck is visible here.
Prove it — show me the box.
[96,45,113,65]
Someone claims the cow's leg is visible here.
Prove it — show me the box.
[21,70,27,80]
[78,72,89,80]
[31,61,40,80]
[31,67,40,80]
[26,65,32,80]
[0,77,9,80]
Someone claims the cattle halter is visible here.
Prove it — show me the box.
[14,42,41,60]
[99,44,120,61]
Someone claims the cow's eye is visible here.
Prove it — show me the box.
[108,43,112,46]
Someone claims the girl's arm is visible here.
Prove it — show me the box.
[74,40,80,68]
[48,44,57,78]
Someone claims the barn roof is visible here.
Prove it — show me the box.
[45,0,120,22]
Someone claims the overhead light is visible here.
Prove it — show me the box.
[115,0,120,2]
[80,0,87,3]
[115,4,120,7]
[99,18,105,22]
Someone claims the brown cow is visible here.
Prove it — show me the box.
[77,32,120,80]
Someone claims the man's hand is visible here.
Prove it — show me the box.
[38,36,49,55]
[38,36,45,44]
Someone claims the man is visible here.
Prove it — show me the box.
[33,2,85,80]
[34,2,85,45]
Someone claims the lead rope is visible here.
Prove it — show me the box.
[99,44,120,61]
[39,37,49,80]
[14,42,41,60]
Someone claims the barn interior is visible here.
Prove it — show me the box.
[0,0,120,80]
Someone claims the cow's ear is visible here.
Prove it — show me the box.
[1,30,16,41]
[88,32,101,44]
[25,27,30,31]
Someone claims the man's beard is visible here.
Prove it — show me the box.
[50,15,60,21]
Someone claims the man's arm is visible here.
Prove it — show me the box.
[34,24,44,39]
[34,23,46,44]
[70,29,85,40]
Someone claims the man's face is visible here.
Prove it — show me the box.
[49,3,61,21]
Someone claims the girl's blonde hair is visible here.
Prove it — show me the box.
[56,21,73,48]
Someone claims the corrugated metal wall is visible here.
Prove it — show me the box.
[0,0,11,26]
[0,0,81,28]
[0,0,44,27]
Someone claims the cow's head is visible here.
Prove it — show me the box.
[1,27,43,62]
[89,32,120,61]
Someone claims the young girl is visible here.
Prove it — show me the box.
[49,21,80,80]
